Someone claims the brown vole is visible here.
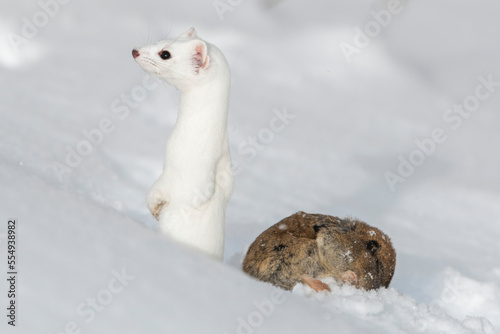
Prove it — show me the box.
[242,212,396,291]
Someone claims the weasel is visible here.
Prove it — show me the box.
[242,212,396,291]
[132,28,233,261]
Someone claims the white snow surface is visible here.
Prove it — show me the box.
[1,0,500,333]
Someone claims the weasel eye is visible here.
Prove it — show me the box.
[159,51,171,60]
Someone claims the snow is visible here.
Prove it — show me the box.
[1,0,500,333]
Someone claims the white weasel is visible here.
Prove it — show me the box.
[132,28,233,261]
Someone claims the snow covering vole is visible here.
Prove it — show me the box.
[132,28,233,261]
[242,212,396,291]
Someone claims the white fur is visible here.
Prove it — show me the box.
[133,28,233,260]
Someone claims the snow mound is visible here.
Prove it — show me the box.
[294,276,496,334]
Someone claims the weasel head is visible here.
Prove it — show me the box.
[132,28,227,91]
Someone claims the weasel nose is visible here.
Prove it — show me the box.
[132,49,140,59]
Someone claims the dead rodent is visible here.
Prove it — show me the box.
[242,211,396,291]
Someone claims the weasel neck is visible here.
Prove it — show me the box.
[174,80,230,139]
[164,78,231,169]
[179,78,229,117]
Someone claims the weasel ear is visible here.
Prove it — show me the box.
[181,27,198,39]
[193,41,209,73]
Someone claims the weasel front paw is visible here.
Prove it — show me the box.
[147,187,169,220]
